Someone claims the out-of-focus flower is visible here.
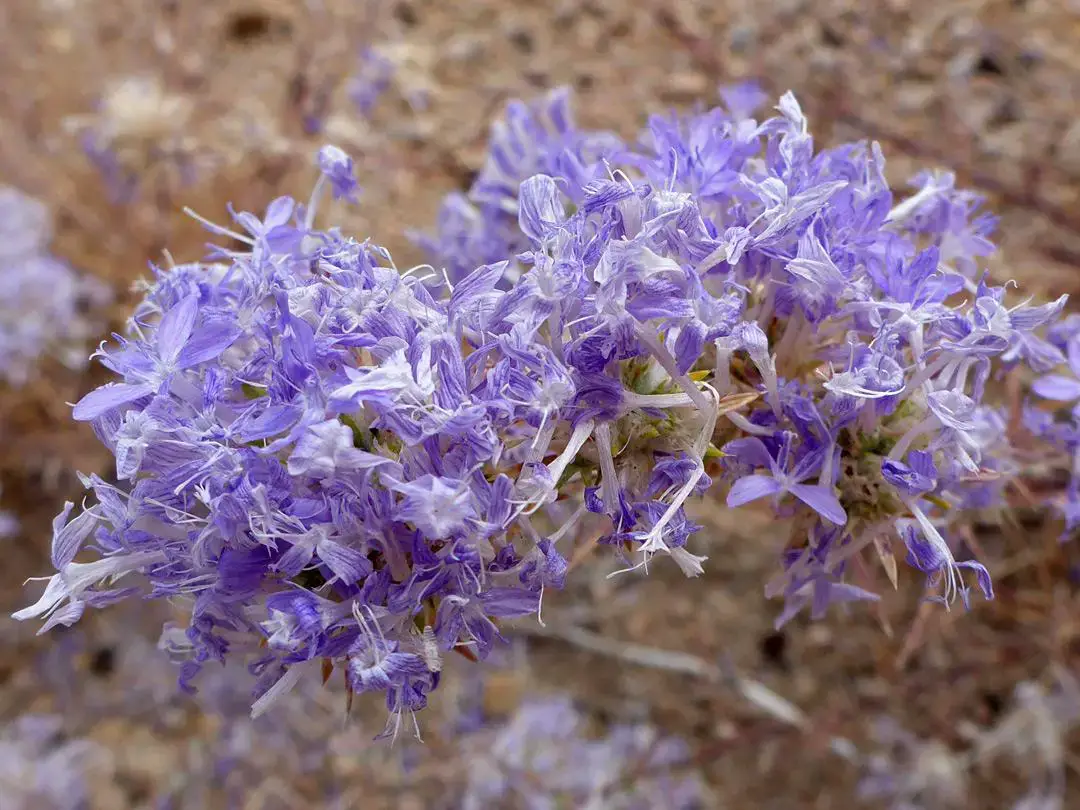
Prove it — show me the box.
[0,714,99,810]
[348,47,394,116]
[847,717,967,810]
[0,186,110,386]
[976,670,1080,810]
[461,695,704,810]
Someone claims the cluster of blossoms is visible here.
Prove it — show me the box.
[14,85,1071,731]
[0,187,110,387]
[1024,315,1080,534]
[461,695,703,809]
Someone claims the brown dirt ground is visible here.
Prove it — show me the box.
[2,1,1080,808]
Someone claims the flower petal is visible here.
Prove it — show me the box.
[721,437,774,469]
[480,587,540,618]
[1032,374,1080,402]
[273,542,315,578]
[316,539,373,584]
[789,484,847,525]
[156,294,199,365]
[12,574,68,622]
[177,318,242,369]
[1068,335,1080,376]
[50,504,98,570]
[72,382,154,421]
[726,474,782,508]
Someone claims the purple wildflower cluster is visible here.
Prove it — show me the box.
[14,85,1071,728]
[0,187,110,387]
[1025,316,1080,533]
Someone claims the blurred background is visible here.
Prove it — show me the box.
[1,1,1079,807]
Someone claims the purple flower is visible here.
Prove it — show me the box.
[287,419,389,479]
[348,47,393,116]
[392,475,478,538]
[898,521,993,608]
[316,145,360,203]
[73,294,240,421]
[271,525,372,584]
[415,86,623,283]
[1032,336,1080,415]
[823,346,906,401]
[881,450,938,496]
[741,174,848,248]
[646,453,714,499]
[774,561,880,629]
[782,223,848,321]
[725,434,847,525]
[348,636,428,696]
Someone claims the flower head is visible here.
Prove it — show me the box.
[17,81,1063,726]
[0,187,110,386]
